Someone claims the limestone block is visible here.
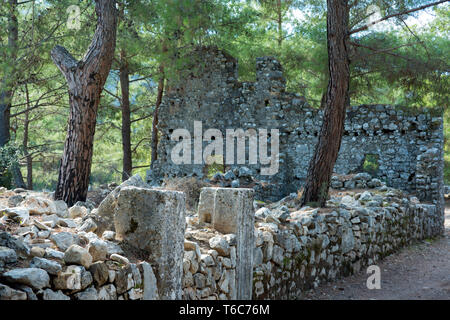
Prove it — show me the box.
[114,186,186,300]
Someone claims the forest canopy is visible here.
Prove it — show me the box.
[0,0,448,192]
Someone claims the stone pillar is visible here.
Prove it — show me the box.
[114,186,186,300]
[198,187,255,299]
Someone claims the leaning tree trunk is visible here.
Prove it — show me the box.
[52,0,117,206]
[300,0,350,207]
[119,51,132,182]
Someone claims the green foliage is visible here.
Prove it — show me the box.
[363,154,380,176]
[0,143,21,188]
[0,0,448,190]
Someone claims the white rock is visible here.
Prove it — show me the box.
[64,244,93,268]
[102,231,115,241]
[209,236,230,256]
[69,206,88,219]
[110,253,129,265]
[87,238,108,262]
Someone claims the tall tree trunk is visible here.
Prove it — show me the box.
[24,83,32,190]
[300,0,350,207]
[119,51,132,182]
[52,0,117,206]
[277,0,283,47]
[150,64,165,168]
[0,0,18,147]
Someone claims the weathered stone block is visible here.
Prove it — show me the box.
[198,187,255,300]
[114,186,186,300]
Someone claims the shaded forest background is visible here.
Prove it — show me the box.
[0,0,448,191]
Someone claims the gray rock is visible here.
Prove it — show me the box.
[74,286,98,300]
[0,232,30,255]
[368,178,382,188]
[354,172,372,182]
[359,191,373,202]
[115,266,135,295]
[16,285,37,300]
[272,205,290,222]
[341,229,355,254]
[41,288,70,300]
[50,232,75,251]
[113,187,185,300]
[223,170,236,181]
[53,265,91,291]
[1,268,50,290]
[87,238,108,262]
[209,236,230,256]
[238,166,252,178]
[98,284,117,300]
[69,205,88,219]
[255,207,271,220]
[64,244,93,268]
[102,231,115,241]
[0,246,17,266]
[0,283,27,300]
[53,200,69,218]
[8,195,24,207]
[44,248,64,260]
[29,257,62,275]
[1,207,30,224]
[96,174,149,232]
[78,218,97,233]
[140,262,159,300]
[89,262,109,287]
[20,196,59,215]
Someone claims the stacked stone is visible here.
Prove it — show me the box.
[251,190,441,300]
[330,173,383,190]
[182,237,237,300]
[0,176,168,300]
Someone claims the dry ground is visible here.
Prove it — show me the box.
[304,199,450,300]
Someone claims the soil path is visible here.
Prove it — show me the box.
[304,200,450,300]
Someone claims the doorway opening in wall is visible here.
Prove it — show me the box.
[205,154,225,179]
[362,154,380,176]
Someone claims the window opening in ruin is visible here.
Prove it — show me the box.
[362,154,380,175]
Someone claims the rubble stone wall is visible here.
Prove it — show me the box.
[182,187,442,300]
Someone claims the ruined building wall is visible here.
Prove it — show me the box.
[148,47,444,222]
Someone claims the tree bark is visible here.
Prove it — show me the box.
[0,0,18,147]
[119,51,132,182]
[300,0,350,207]
[52,0,117,206]
[150,64,165,168]
[277,0,283,47]
[24,83,32,190]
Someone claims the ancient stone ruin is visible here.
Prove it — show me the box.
[147,47,444,217]
[0,48,445,301]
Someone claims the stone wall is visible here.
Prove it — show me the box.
[182,185,443,300]
[147,47,444,223]
[0,176,445,300]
